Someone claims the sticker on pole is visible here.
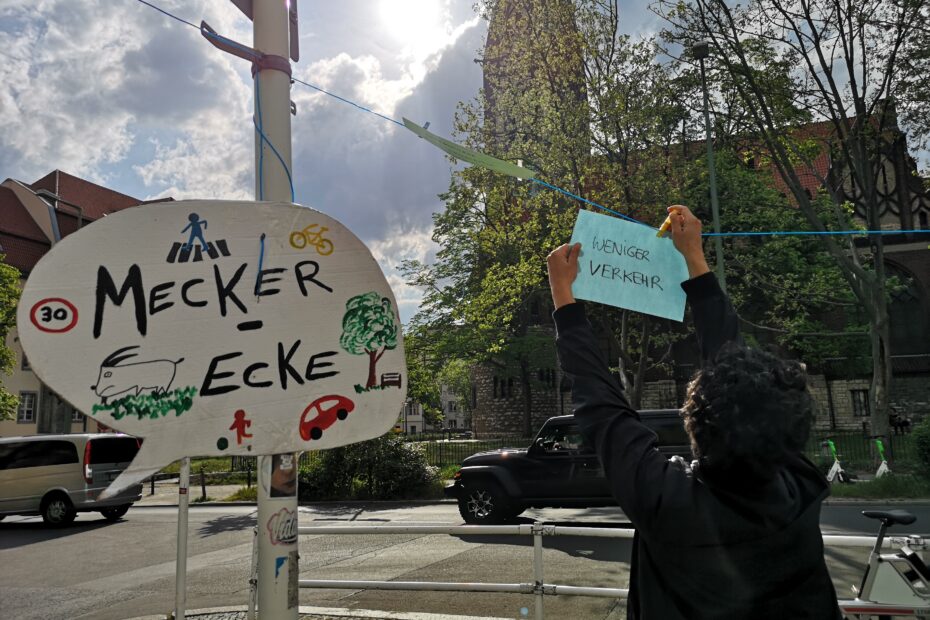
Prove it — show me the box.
[569,209,688,321]
[17,200,407,498]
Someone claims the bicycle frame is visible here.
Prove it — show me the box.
[840,521,930,619]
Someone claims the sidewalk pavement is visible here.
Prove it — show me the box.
[137,478,246,506]
[129,605,513,620]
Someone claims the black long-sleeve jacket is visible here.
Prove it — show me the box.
[554,272,841,619]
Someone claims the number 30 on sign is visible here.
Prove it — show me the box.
[30,298,78,334]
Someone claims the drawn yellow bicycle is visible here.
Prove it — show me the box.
[289,223,334,255]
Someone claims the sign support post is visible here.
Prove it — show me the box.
[252,1,299,618]
[175,456,191,620]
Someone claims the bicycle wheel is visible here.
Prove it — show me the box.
[289,231,307,249]
[316,238,334,256]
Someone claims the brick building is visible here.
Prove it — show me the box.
[0,170,169,437]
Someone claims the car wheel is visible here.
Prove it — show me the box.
[458,481,517,524]
[41,493,76,526]
[100,504,131,522]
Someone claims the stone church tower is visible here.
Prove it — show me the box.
[470,0,589,437]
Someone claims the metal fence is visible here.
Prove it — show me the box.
[232,432,916,474]
[805,431,918,470]
[287,522,910,620]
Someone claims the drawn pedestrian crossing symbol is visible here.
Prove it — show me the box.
[166,239,231,263]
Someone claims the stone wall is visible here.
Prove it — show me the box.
[809,374,930,432]
[472,362,928,437]
[639,380,680,410]
[471,362,567,438]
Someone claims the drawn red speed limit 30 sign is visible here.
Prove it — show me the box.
[29,298,78,333]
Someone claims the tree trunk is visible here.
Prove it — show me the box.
[632,316,652,410]
[617,310,634,393]
[366,350,378,389]
[867,279,893,444]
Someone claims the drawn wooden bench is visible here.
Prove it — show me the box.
[380,372,402,388]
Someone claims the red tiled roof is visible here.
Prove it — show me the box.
[30,170,142,221]
[0,187,48,242]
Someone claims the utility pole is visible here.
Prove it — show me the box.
[253,1,299,618]
[693,40,727,294]
[205,1,301,617]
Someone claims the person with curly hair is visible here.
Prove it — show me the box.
[547,205,841,619]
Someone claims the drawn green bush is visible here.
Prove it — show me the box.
[92,386,198,421]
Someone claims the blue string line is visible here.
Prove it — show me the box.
[530,179,649,227]
[254,77,296,202]
[704,229,927,237]
[255,76,265,201]
[291,77,405,127]
[132,0,930,240]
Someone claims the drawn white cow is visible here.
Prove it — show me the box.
[91,346,185,403]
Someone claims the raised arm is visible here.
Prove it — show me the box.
[667,205,741,362]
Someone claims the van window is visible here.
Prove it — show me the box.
[89,437,140,464]
[0,440,79,470]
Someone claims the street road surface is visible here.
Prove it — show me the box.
[1,502,928,620]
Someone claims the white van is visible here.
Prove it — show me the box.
[0,434,143,525]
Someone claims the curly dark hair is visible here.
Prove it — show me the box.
[681,342,813,480]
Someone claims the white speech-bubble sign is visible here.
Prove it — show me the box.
[17,200,407,497]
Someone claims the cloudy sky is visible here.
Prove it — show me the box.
[0,0,657,321]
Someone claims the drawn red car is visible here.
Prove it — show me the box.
[299,394,355,441]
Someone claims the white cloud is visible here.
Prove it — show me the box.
[368,225,438,322]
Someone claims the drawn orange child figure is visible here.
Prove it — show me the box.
[229,409,253,445]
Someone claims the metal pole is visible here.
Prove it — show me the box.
[175,456,191,620]
[533,522,545,620]
[698,55,727,294]
[252,0,298,617]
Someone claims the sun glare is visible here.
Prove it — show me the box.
[379,0,446,44]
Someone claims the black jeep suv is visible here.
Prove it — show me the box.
[445,410,691,524]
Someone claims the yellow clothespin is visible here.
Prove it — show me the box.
[656,206,681,238]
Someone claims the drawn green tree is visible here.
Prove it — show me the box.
[340,292,399,390]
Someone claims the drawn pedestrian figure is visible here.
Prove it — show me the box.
[229,409,253,445]
[181,213,209,251]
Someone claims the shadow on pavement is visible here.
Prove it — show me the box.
[449,518,634,562]
[197,511,257,537]
[0,519,113,550]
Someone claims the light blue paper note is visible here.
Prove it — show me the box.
[569,210,688,321]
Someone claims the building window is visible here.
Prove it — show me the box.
[507,378,514,398]
[17,392,37,424]
[449,419,457,429]
[21,355,31,371]
[471,385,477,407]
[851,389,871,418]
[493,377,499,399]
[448,401,457,413]
[410,425,417,434]
[72,408,84,423]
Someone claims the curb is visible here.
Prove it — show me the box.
[126,604,511,620]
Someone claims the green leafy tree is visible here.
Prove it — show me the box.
[339,291,399,390]
[405,2,702,423]
[438,358,475,423]
[404,329,443,426]
[0,257,21,420]
[685,149,868,365]
[658,0,930,439]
